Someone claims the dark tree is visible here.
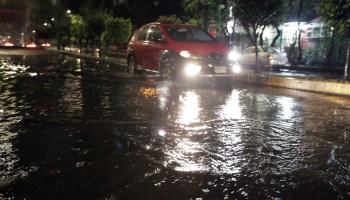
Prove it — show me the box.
[233,0,284,71]
[318,0,350,80]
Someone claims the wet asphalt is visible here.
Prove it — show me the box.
[1,49,350,199]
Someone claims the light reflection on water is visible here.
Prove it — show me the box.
[277,96,296,120]
[160,88,306,177]
[165,89,245,174]
[177,91,200,125]
[155,84,350,197]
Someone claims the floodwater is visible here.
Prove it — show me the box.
[1,51,350,199]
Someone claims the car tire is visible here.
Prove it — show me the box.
[161,63,175,81]
[128,55,136,73]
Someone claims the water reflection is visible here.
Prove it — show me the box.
[75,58,82,72]
[163,89,246,174]
[158,87,311,179]
[177,91,200,125]
[167,137,207,172]
[276,96,296,120]
[218,90,242,120]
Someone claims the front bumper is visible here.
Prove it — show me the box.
[177,57,241,78]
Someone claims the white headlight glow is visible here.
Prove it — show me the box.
[180,51,192,58]
[228,51,240,61]
[232,64,241,73]
[184,63,201,77]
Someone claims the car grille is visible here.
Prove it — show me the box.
[208,53,225,61]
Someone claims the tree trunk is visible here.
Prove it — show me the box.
[244,26,255,46]
[323,31,336,68]
[296,0,304,65]
[254,31,259,72]
[230,17,237,47]
[288,38,297,66]
[79,38,82,53]
[85,39,89,54]
[259,26,266,47]
[297,29,303,64]
[271,25,282,47]
[344,41,350,81]
[117,43,120,61]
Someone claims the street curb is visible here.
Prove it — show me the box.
[49,48,128,66]
[236,72,350,97]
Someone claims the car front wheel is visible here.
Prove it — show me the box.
[161,63,175,81]
[128,56,136,73]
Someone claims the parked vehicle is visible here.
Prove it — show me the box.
[126,22,240,80]
[1,42,14,47]
[25,42,38,48]
[238,46,289,69]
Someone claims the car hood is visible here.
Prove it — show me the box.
[171,42,230,56]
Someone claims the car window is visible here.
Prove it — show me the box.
[270,47,281,53]
[130,29,140,42]
[165,26,215,42]
[263,47,281,53]
[138,25,150,41]
[149,26,166,43]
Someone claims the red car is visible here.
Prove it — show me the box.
[127,22,240,80]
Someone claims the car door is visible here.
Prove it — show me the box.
[143,25,167,71]
[133,25,150,69]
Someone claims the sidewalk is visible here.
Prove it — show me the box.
[51,46,128,66]
[51,47,350,97]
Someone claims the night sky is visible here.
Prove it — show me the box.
[58,0,184,26]
[0,0,185,33]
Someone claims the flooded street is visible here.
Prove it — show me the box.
[1,50,350,199]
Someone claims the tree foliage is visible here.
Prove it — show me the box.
[182,0,219,29]
[0,0,26,10]
[233,0,284,71]
[27,0,56,28]
[157,15,182,24]
[70,14,86,50]
[81,8,108,49]
[318,0,350,80]
[317,0,350,35]
[234,0,284,46]
[27,0,70,48]
[102,17,132,45]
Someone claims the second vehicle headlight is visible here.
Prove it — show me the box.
[180,51,201,59]
[231,64,241,73]
[228,51,240,61]
[184,63,202,77]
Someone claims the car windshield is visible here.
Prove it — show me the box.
[165,26,215,42]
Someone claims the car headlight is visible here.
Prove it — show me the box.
[180,51,201,59]
[228,51,240,61]
[184,63,201,77]
[231,64,241,73]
